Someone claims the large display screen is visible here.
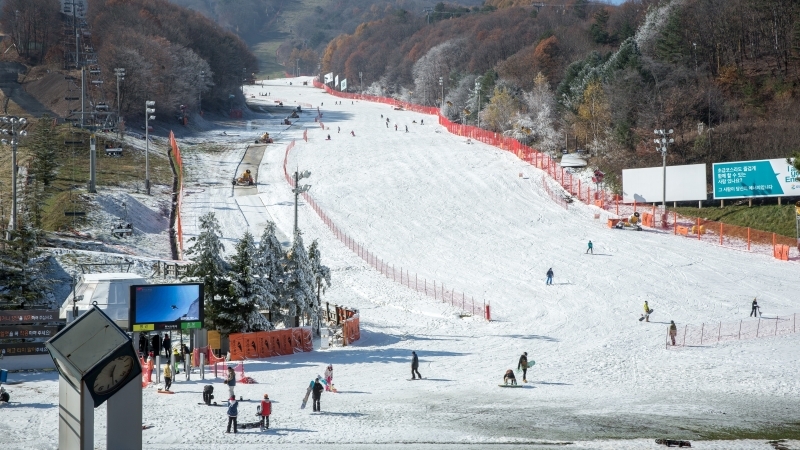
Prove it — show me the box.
[129,283,203,332]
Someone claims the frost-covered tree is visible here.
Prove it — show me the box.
[443,74,478,123]
[224,231,273,333]
[479,86,521,133]
[307,239,331,310]
[182,212,230,332]
[0,225,54,308]
[256,222,287,325]
[412,39,467,106]
[282,229,317,330]
[511,73,559,152]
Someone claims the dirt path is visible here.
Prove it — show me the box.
[0,62,56,117]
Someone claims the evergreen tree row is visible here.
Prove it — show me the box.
[182,212,331,336]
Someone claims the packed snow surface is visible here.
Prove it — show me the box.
[2,78,799,450]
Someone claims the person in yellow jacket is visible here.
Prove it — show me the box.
[163,363,172,391]
[643,301,652,322]
[173,347,181,374]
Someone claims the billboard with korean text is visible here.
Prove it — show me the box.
[713,159,799,199]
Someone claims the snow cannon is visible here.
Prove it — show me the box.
[628,212,640,225]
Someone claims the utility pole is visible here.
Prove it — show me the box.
[114,68,125,138]
[145,101,155,195]
[199,70,204,114]
[1,117,27,233]
[475,80,482,128]
[292,169,311,236]
[439,76,444,112]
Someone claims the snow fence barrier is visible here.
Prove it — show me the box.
[169,131,185,260]
[284,139,490,320]
[312,80,799,263]
[667,313,799,348]
[228,327,313,361]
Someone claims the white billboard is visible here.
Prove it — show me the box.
[340,79,347,91]
[324,72,333,83]
[334,75,339,87]
[622,164,707,203]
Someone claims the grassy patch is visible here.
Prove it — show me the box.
[671,204,797,238]
[252,36,290,79]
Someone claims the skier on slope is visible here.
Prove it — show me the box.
[517,352,529,383]
[750,298,759,317]
[411,351,422,380]
[669,320,678,346]
[643,301,652,322]
[586,240,593,254]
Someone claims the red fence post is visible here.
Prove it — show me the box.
[747,227,751,251]
[720,222,723,246]
[485,303,490,321]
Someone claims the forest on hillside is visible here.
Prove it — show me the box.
[322,0,800,190]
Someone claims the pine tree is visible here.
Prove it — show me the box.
[225,231,273,333]
[282,229,317,329]
[0,225,54,308]
[28,115,60,186]
[255,222,286,325]
[307,239,331,312]
[182,212,230,332]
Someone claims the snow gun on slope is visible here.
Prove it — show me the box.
[614,211,643,231]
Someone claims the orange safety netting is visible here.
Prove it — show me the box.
[343,315,361,346]
[192,346,225,367]
[228,327,315,360]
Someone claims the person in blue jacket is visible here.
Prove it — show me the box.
[226,396,239,433]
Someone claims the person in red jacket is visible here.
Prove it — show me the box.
[259,393,272,429]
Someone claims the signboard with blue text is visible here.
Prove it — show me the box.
[713,159,799,199]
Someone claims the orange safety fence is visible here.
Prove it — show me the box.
[667,313,799,348]
[139,355,154,387]
[342,315,361,346]
[192,346,225,367]
[312,79,799,264]
[284,138,490,320]
[228,327,314,360]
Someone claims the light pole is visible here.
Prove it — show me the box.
[359,71,363,93]
[654,128,674,216]
[114,68,125,138]
[0,116,27,233]
[242,68,246,93]
[145,101,155,195]
[292,169,311,236]
[475,80,481,128]
[199,70,204,114]
[439,76,444,111]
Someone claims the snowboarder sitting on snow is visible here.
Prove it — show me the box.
[518,352,529,383]
[240,170,253,183]
[643,301,652,322]
[669,321,677,346]
[750,298,759,317]
[503,369,517,386]
[259,393,271,429]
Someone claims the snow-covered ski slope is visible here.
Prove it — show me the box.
[4,78,798,449]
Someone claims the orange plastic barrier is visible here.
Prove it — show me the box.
[300,327,313,352]
[229,334,245,361]
[243,334,259,359]
[677,226,689,236]
[291,328,304,353]
[278,329,294,355]
[607,219,620,228]
[774,244,790,261]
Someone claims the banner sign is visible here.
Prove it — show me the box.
[0,342,50,356]
[324,72,333,83]
[0,310,61,323]
[334,75,339,87]
[0,325,60,339]
[340,79,347,91]
[713,159,799,199]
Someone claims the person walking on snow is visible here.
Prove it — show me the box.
[395,123,398,131]
[643,301,652,322]
[163,362,172,391]
[586,240,593,254]
[518,352,529,383]
[411,351,422,379]
[226,396,239,433]
[350,130,355,136]
[750,298,759,317]
[312,376,324,412]
[225,366,236,399]
[669,320,677,346]
[546,268,554,285]
[405,125,408,132]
